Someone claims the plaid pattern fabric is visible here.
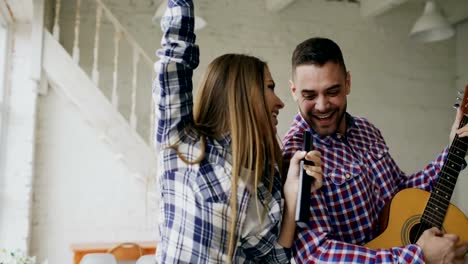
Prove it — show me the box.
[153,1,291,262]
[282,113,448,263]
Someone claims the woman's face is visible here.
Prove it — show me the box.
[263,67,285,132]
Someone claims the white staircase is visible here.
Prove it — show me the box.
[42,29,156,180]
[43,0,157,181]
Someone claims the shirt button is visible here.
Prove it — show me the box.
[336,134,342,139]
[345,173,351,179]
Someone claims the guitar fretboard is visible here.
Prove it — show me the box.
[421,115,468,228]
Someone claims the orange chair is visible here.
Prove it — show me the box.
[72,241,156,264]
[107,242,145,261]
[80,253,117,264]
[136,255,155,264]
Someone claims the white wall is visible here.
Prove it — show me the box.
[22,0,466,263]
[0,22,38,252]
[199,1,464,214]
[193,0,463,209]
[30,85,157,263]
[456,20,468,97]
[84,0,459,175]
[454,20,468,214]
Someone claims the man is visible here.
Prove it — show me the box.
[282,37,468,263]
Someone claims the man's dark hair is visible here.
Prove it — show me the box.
[292,37,347,77]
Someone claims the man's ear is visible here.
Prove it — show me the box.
[345,71,351,95]
[289,80,298,101]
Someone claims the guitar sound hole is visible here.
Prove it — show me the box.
[409,222,431,243]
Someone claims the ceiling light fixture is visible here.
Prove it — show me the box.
[409,0,455,43]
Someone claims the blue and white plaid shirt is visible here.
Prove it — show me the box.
[153,1,291,262]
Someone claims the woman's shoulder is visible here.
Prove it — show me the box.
[161,135,233,204]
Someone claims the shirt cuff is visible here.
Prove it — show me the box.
[391,244,424,264]
[271,241,292,262]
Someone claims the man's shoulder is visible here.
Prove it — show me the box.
[283,125,303,141]
[282,113,307,137]
[352,115,380,131]
[282,120,306,147]
[281,118,308,160]
[350,115,385,141]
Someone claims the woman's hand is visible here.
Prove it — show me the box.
[283,150,323,215]
[277,150,323,248]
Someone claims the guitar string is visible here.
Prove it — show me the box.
[420,152,463,227]
[414,115,468,241]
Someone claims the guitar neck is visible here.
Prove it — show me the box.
[421,115,468,228]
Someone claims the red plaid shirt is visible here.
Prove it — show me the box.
[282,113,448,263]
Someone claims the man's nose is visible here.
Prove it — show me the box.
[315,96,328,111]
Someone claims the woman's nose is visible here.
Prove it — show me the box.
[277,96,285,109]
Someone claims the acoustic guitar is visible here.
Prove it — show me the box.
[365,85,468,249]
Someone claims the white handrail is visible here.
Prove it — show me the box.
[51,0,155,146]
[52,0,61,39]
[111,29,122,107]
[91,4,102,85]
[72,0,81,63]
[92,0,154,145]
[130,48,140,130]
[63,0,155,144]
[95,0,153,67]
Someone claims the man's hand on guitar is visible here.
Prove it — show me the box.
[453,239,468,264]
[417,227,468,264]
[451,101,468,144]
[451,108,465,142]
[451,84,468,145]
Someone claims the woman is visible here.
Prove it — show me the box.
[154,0,323,262]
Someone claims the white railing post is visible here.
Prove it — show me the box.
[51,0,157,147]
[52,0,61,40]
[92,5,102,85]
[111,29,121,108]
[72,0,81,63]
[150,88,155,145]
[130,48,140,130]
[95,0,153,67]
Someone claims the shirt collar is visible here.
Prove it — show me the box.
[297,112,356,144]
[218,132,232,148]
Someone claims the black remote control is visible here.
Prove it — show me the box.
[295,130,315,228]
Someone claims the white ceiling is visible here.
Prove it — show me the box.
[415,0,468,25]
[5,0,468,26]
[360,0,468,25]
[104,0,468,25]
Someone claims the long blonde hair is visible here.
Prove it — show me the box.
[175,54,283,259]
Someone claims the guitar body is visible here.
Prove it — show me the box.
[365,188,468,249]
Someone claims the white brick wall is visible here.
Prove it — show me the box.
[454,20,468,214]
[0,22,38,252]
[30,86,157,263]
[61,0,459,171]
[0,0,463,263]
